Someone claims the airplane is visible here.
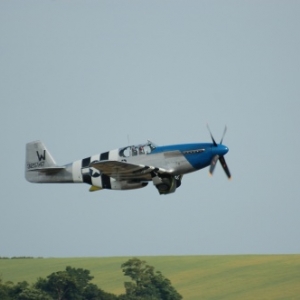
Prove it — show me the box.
[25,126,231,195]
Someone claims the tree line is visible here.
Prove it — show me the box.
[0,258,182,300]
[0,257,42,260]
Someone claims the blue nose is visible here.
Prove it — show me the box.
[214,144,229,156]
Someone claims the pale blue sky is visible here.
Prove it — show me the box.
[0,0,299,257]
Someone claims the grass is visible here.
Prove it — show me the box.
[0,255,300,299]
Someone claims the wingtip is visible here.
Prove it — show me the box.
[89,186,103,192]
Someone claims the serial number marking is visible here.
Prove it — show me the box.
[27,161,45,169]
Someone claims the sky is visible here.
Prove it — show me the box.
[0,0,299,258]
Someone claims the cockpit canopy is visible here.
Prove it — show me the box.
[119,140,157,157]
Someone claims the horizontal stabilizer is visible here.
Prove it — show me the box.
[27,167,66,174]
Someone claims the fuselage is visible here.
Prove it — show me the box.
[70,142,228,186]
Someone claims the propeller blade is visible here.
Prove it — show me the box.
[219,156,231,179]
[220,125,227,145]
[206,124,217,146]
[209,155,219,176]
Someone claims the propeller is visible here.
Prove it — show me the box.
[207,124,231,179]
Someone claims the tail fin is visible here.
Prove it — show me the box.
[25,141,65,182]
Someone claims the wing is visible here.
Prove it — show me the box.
[90,160,170,181]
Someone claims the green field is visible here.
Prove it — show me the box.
[1,255,300,299]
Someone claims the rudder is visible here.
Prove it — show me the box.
[25,141,60,182]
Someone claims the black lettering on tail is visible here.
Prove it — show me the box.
[36,150,46,161]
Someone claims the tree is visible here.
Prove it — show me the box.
[1,260,182,300]
[0,279,50,300]
[8,281,29,299]
[120,258,182,300]
[35,266,93,300]
[0,278,12,300]
[82,283,118,300]
[35,266,117,300]
[16,286,53,300]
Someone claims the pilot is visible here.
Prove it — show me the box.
[139,146,144,155]
[131,146,137,156]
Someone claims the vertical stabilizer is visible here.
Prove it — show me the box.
[25,141,68,183]
[26,140,57,169]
